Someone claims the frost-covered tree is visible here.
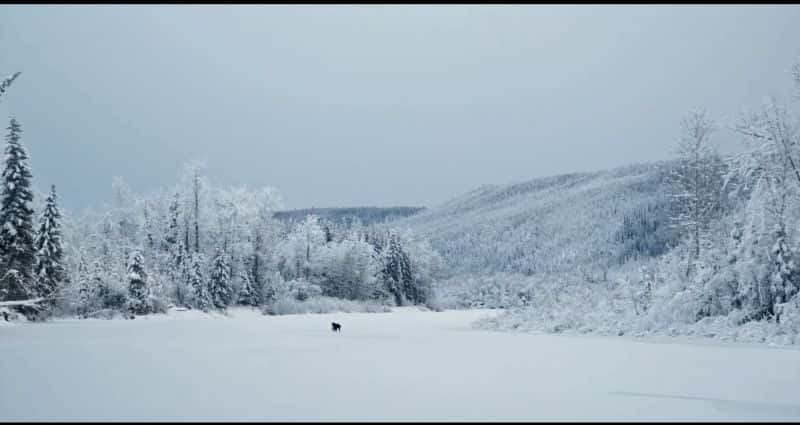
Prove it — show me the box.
[668,110,725,276]
[165,193,189,305]
[237,267,259,307]
[275,215,325,281]
[314,233,381,300]
[729,99,800,319]
[127,251,149,315]
[164,192,181,252]
[0,118,36,302]
[110,176,138,243]
[172,240,189,306]
[208,248,232,309]
[76,258,95,318]
[771,225,799,311]
[180,161,205,254]
[381,232,415,305]
[143,201,155,250]
[34,185,66,305]
[189,252,210,311]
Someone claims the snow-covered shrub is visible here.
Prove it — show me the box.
[149,296,169,315]
[287,278,322,301]
[433,273,535,310]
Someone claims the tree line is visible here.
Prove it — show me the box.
[0,73,442,320]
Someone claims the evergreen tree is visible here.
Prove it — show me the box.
[192,167,201,253]
[164,192,181,250]
[173,240,189,307]
[76,258,92,317]
[34,185,65,305]
[143,201,155,250]
[209,248,232,309]
[189,252,210,311]
[127,251,150,315]
[382,233,414,306]
[771,225,799,318]
[76,257,104,318]
[166,193,188,306]
[90,259,110,310]
[237,268,259,307]
[0,118,36,302]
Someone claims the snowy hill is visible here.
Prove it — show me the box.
[395,161,680,276]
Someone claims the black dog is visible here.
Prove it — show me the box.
[331,322,342,333]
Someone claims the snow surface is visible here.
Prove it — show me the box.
[1,308,799,421]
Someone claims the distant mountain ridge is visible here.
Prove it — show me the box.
[273,206,425,226]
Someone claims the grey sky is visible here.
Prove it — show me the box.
[1,5,799,212]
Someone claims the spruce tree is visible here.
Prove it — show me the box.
[209,248,232,309]
[34,185,65,305]
[382,233,407,306]
[237,268,259,307]
[164,192,180,251]
[190,252,210,311]
[76,258,94,318]
[0,118,36,302]
[771,225,799,318]
[127,251,150,315]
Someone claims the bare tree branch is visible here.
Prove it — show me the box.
[0,71,21,100]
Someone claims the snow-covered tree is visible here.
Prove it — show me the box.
[0,118,36,302]
[143,201,155,250]
[34,185,66,306]
[729,99,800,319]
[237,267,259,307]
[75,258,93,317]
[189,252,210,311]
[164,191,181,252]
[771,224,799,311]
[275,215,326,281]
[314,233,381,300]
[380,232,415,305]
[668,109,725,276]
[127,251,149,315]
[165,193,189,306]
[208,248,232,309]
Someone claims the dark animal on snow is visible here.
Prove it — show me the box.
[331,322,342,333]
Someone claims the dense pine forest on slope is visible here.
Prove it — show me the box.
[395,161,680,277]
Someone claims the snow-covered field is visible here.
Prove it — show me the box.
[1,308,799,421]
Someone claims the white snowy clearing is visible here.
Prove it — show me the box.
[1,308,799,421]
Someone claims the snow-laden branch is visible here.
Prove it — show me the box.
[0,298,44,308]
[0,71,21,100]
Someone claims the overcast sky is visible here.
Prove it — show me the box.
[1,5,799,212]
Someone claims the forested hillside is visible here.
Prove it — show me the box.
[397,161,679,277]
